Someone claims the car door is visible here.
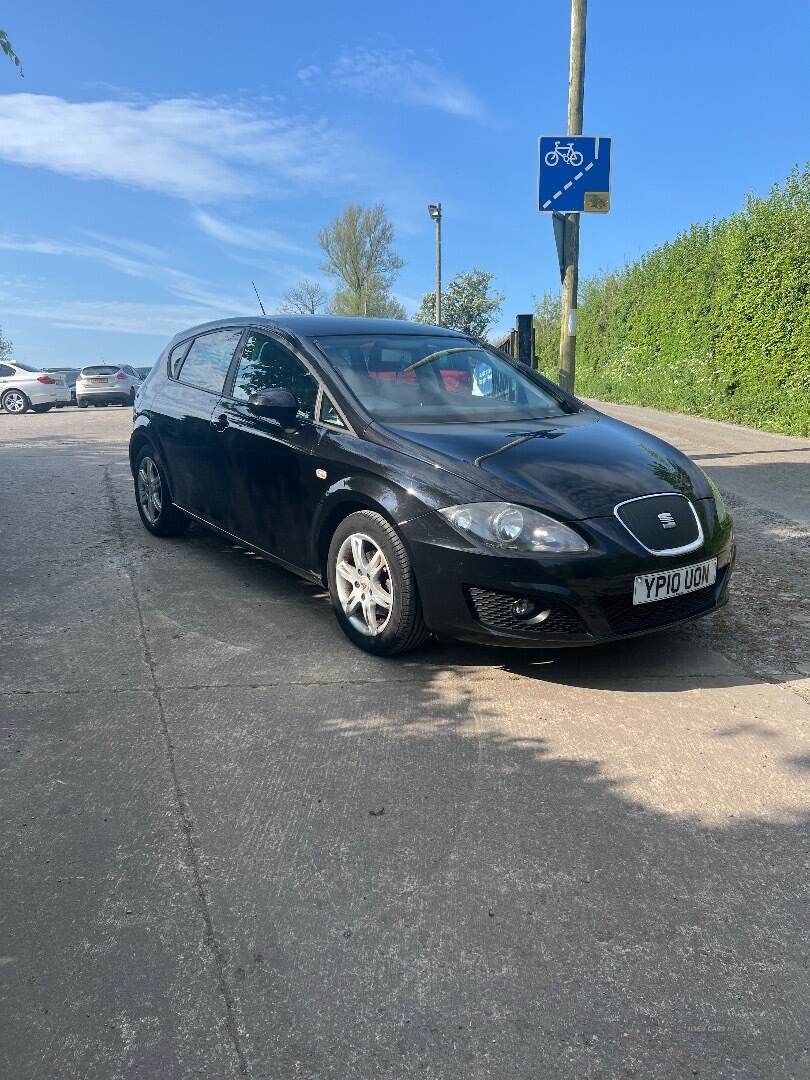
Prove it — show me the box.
[0,364,14,396]
[211,329,321,566]
[149,327,245,518]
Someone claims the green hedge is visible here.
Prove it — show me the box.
[534,165,810,436]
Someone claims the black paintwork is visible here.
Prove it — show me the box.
[130,316,734,647]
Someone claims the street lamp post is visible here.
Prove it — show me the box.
[427,202,442,325]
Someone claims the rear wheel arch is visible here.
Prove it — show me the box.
[129,429,156,473]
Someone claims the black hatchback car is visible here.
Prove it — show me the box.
[129,316,734,655]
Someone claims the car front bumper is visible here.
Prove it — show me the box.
[401,499,735,648]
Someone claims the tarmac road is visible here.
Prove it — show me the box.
[1,402,809,1079]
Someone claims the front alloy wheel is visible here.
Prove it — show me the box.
[327,510,429,656]
[2,389,29,414]
[335,533,394,637]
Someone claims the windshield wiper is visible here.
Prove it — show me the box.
[403,347,478,374]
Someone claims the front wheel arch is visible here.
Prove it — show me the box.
[316,496,403,585]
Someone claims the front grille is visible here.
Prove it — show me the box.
[467,587,588,638]
[615,493,701,553]
[599,568,726,635]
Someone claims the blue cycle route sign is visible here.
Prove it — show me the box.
[538,135,611,213]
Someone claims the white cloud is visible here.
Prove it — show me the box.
[0,296,239,336]
[191,209,312,255]
[300,48,484,119]
[0,232,253,311]
[0,94,361,200]
[297,64,322,85]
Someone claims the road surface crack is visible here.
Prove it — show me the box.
[103,466,251,1077]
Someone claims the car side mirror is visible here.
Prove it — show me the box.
[248,389,300,425]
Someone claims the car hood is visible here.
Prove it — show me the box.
[376,411,711,520]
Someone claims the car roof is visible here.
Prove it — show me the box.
[167,315,469,348]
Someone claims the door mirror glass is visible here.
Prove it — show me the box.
[248,388,300,424]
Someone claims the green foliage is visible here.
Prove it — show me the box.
[0,324,12,361]
[331,278,406,319]
[319,203,404,318]
[415,269,505,338]
[534,164,810,436]
[1,30,22,75]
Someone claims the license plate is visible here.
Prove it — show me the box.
[632,558,717,606]
[86,378,107,385]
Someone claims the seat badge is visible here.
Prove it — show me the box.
[658,511,677,529]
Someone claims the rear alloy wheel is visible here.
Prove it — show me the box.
[327,510,429,656]
[134,447,190,537]
[2,389,29,414]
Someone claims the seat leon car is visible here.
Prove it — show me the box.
[129,317,734,655]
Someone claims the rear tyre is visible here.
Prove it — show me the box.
[327,510,429,656]
[134,446,190,538]
[31,404,53,413]
[1,389,30,414]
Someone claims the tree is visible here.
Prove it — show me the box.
[0,325,12,362]
[0,30,22,75]
[279,279,328,315]
[415,269,505,338]
[532,292,562,376]
[331,277,406,319]
[319,203,404,317]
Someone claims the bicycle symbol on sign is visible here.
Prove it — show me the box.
[544,141,584,168]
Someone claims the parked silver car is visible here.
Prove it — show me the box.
[76,364,142,407]
[0,361,71,413]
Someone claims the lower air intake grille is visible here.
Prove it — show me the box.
[599,568,726,635]
[467,587,588,637]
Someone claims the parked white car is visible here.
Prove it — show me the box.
[0,361,71,414]
[76,364,142,408]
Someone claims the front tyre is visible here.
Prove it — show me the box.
[78,399,89,409]
[134,446,190,537]
[327,510,429,656]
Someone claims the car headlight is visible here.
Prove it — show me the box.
[703,474,731,524]
[438,502,588,553]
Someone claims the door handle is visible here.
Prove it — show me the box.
[212,412,229,432]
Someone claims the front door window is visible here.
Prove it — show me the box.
[231,332,318,420]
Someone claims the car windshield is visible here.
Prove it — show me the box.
[314,334,570,424]
[82,365,119,375]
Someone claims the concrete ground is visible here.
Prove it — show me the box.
[1,402,809,1080]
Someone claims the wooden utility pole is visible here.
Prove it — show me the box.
[558,0,587,393]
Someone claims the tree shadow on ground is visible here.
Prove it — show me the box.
[174,657,810,1080]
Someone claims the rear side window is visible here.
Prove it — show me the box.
[176,329,243,394]
[169,342,190,378]
[0,364,14,378]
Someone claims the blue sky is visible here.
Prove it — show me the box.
[1,0,808,366]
